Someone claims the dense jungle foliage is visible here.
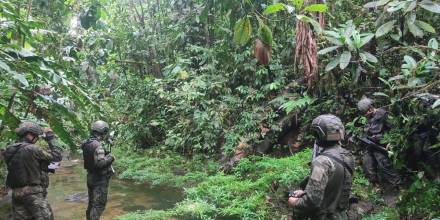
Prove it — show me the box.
[1,0,440,219]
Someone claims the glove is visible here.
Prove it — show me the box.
[43,128,55,141]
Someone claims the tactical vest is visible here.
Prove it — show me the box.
[82,138,99,172]
[5,143,42,188]
[318,146,354,216]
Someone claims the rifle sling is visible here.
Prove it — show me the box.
[320,153,354,176]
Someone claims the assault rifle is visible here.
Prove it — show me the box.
[356,136,388,154]
[292,143,320,193]
[106,132,115,175]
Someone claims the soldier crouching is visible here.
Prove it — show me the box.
[357,97,401,186]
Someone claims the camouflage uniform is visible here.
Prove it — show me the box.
[82,136,114,220]
[407,93,440,178]
[11,186,53,220]
[40,166,50,198]
[408,122,440,176]
[4,141,62,220]
[292,115,354,220]
[361,108,401,185]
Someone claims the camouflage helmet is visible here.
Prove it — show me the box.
[15,121,43,137]
[91,120,109,134]
[311,114,345,142]
[357,97,374,112]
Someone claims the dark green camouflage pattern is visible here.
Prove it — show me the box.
[11,186,54,220]
[15,121,43,137]
[293,145,354,220]
[361,108,401,185]
[91,121,109,135]
[311,114,345,141]
[86,180,109,220]
[83,136,114,220]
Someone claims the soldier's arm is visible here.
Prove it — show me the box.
[293,156,333,214]
[32,145,62,163]
[47,138,61,150]
[94,145,114,169]
[371,109,389,143]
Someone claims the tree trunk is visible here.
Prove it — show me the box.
[206,0,214,47]
[294,0,324,89]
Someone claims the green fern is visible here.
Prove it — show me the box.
[280,96,313,114]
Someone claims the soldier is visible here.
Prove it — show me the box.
[357,97,401,186]
[3,121,62,220]
[407,93,440,179]
[82,120,115,220]
[288,114,354,220]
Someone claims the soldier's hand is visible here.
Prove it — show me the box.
[348,136,356,143]
[292,190,305,198]
[288,196,300,207]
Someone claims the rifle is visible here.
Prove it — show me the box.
[106,133,115,175]
[356,136,388,154]
[298,142,321,190]
[299,176,309,190]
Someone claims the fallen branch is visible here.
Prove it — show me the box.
[383,45,440,54]
[115,60,148,65]
[381,79,440,108]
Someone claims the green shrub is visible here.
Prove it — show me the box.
[117,149,311,219]
[114,147,219,188]
[362,207,399,220]
[398,174,440,219]
[352,170,381,203]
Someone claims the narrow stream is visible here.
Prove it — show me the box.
[0,159,182,220]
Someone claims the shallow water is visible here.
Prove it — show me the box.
[0,159,182,220]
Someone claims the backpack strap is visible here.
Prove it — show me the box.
[320,153,354,176]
